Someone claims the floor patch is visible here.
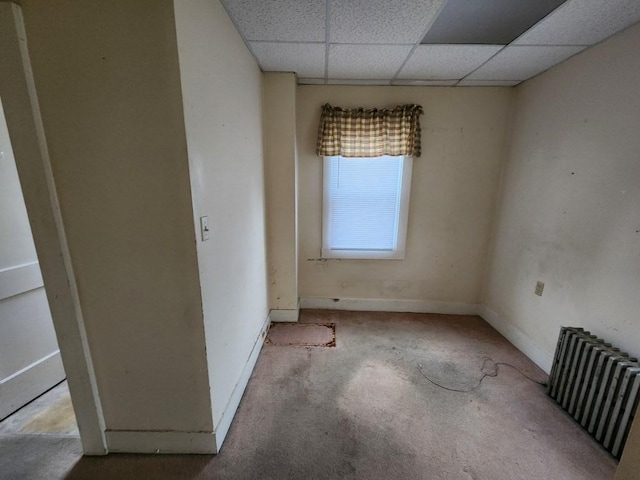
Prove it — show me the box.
[266,323,336,347]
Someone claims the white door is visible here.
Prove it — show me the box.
[0,98,65,421]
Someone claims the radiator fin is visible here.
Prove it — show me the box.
[548,327,639,459]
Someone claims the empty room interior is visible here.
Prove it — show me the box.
[1,0,639,479]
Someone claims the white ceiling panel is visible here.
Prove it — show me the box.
[330,0,446,44]
[466,45,586,81]
[392,79,458,86]
[457,79,522,86]
[250,42,326,78]
[513,0,640,46]
[223,0,640,86]
[328,44,413,80]
[222,0,326,42]
[398,45,504,80]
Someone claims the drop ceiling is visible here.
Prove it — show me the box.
[220,0,640,86]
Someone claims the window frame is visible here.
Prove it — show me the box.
[321,155,413,260]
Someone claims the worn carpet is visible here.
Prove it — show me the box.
[0,310,617,479]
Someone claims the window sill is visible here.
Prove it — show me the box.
[321,248,405,260]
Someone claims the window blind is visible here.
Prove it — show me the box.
[326,156,403,251]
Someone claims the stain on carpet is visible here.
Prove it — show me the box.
[0,381,79,436]
[21,395,77,435]
[266,323,336,347]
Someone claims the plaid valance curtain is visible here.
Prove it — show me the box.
[316,103,424,158]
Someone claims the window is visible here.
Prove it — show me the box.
[322,155,412,260]
[316,103,422,260]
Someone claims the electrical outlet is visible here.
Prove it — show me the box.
[200,216,210,241]
[535,281,544,296]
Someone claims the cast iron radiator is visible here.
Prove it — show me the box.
[548,327,640,458]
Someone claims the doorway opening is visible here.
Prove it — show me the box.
[0,98,79,438]
[0,2,105,454]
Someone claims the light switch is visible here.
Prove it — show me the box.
[200,216,210,241]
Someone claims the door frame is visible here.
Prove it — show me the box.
[0,2,106,455]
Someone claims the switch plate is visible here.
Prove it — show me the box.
[200,216,210,241]
[535,281,544,296]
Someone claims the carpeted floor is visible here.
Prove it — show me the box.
[0,310,617,479]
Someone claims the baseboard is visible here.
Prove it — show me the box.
[104,313,270,455]
[269,300,300,323]
[212,312,271,452]
[0,350,65,421]
[477,304,553,374]
[300,296,479,315]
[299,297,553,373]
[104,304,552,454]
[105,430,216,454]
[0,262,43,301]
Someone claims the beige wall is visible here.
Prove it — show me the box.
[263,73,299,313]
[481,22,640,475]
[174,0,269,436]
[297,86,513,305]
[21,0,212,434]
[482,23,640,371]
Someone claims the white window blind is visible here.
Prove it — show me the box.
[322,155,412,260]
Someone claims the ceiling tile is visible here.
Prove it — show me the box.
[422,0,566,45]
[513,0,640,46]
[250,42,325,78]
[330,0,446,44]
[298,78,326,85]
[397,45,503,80]
[392,79,458,86]
[457,80,521,86]
[328,44,413,80]
[222,0,325,42]
[466,45,586,81]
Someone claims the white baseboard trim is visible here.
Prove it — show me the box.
[104,314,271,455]
[477,304,553,374]
[105,430,216,454]
[212,312,271,452]
[0,262,43,301]
[103,303,553,454]
[269,298,300,323]
[300,296,479,315]
[298,297,553,373]
[0,350,65,420]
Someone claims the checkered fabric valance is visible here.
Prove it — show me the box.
[316,103,424,158]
